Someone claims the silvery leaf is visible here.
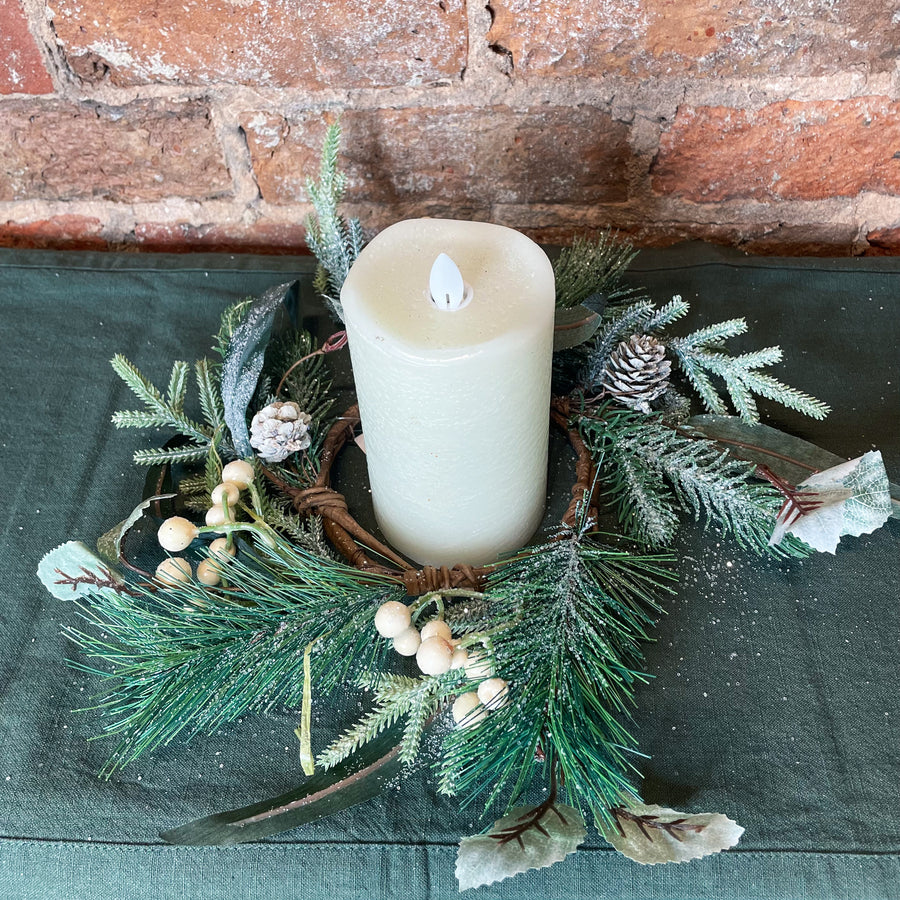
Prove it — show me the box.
[221,282,296,456]
[770,450,892,553]
[600,803,744,865]
[37,541,120,600]
[456,803,586,892]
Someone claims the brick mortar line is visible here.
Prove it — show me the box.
[1,195,892,229]
[8,73,900,113]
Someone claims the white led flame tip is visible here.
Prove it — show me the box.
[429,253,472,311]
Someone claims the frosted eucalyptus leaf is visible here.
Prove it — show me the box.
[600,803,743,865]
[96,493,176,563]
[455,803,586,892]
[770,450,892,553]
[221,282,296,456]
[37,541,120,600]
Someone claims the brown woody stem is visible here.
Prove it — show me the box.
[260,397,600,596]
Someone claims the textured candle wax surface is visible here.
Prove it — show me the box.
[341,218,555,567]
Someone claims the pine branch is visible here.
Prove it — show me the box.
[578,404,813,555]
[608,447,681,546]
[672,318,747,348]
[132,445,211,466]
[264,503,333,557]
[111,356,208,441]
[66,536,404,775]
[195,358,225,431]
[110,410,176,429]
[319,672,455,769]
[644,296,690,331]
[553,232,644,310]
[669,325,830,422]
[110,355,217,465]
[438,535,673,825]
[304,120,364,321]
[166,361,189,412]
[739,370,831,419]
[670,348,728,415]
[177,473,209,495]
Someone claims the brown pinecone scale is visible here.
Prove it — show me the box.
[601,334,671,413]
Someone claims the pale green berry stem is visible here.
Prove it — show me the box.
[410,588,485,621]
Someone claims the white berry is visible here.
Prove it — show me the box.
[416,637,453,675]
[450,648,469,670]
[452,692,487,728]
[209,537,236,559]
[157,516,198,552]
[477,677,509,710]
[211,481,241,506]
[374,601,412,638]
[464,651,495,680]
[205,504,235,527]
[196,559,222,586]
[154,557,192,586]
[420,619,452,642]
[221,460,254,489]
[392,626,421,656]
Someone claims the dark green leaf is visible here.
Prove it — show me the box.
[688,415,900,519]
[553,305,600,352]
[160,725,402,846]
[221,282,296,456]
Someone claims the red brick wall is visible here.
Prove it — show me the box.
[3,0,900,255]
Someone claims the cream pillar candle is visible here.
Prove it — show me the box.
[340,218,555,567]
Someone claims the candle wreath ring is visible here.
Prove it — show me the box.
[37,124,897,891]
[263,397,598,595]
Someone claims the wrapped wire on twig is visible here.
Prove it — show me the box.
[264,397,598,594]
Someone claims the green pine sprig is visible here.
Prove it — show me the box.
[580,293,829,423]
[319,671,460,768]
[65,535,404,776]
[669,321,830,422]
[195,358,225,432]
[304,120,365,321]
[438,534,674,825]
[578,403,812,555]
[110,355,218,465]
[553,232,645,310]
[252,481,334,558]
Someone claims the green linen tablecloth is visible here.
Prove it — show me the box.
[0,244,897,900]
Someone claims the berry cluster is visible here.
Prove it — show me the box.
[374,600,509,729]
[154,459,254,588]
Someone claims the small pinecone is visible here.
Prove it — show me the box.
[601,334,671,413]
[250,401,312,463]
